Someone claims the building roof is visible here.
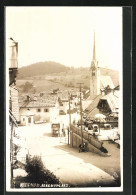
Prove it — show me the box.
[85,94,103,113]
[87,107,100,118]
[100,92,119,112]
[82,99,92,111]
[100,76,115,89]
[20,100,56,108]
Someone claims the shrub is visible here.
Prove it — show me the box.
[25,155,61,185]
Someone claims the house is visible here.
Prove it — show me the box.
[85,87,119,119]
[58,90,78,115]
[20,109,34,126]
[97,88,119,116]
[8,38,20,187]
[19,97,59,125]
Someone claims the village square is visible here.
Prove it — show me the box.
[8,34,121,189]
[6,7,122,190]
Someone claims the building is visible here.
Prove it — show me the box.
[90,33,115,100]
[85,86,119,119]
[19,97,59,125]
[84,33,119,120]
[58,90,78,115]
[97,86,119,116]
[8,38,20,187]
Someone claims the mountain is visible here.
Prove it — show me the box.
[17,61,119,87]
[17,61,70,79]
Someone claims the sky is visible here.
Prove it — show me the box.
[6,7,122,70]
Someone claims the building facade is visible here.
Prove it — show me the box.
[19,100,59,125]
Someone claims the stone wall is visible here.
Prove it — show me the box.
[70,125,110,157]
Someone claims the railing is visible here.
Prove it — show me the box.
[70,125,103,149]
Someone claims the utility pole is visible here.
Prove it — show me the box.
[77,83,84,145]
[68,92,71,145]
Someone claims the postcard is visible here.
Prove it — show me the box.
[6,6,123,192]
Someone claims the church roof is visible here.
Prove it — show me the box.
[99,67,119,86]
[85,94,103,113]
[87,107,100,118]
[100,92,119,112]
[100,76,115,89]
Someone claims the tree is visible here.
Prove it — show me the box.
[25,155,61,185]
[22,82,33,92]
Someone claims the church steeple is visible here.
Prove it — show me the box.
[91,32,97,69]
[93,32,96,62]
[90,32,100,99]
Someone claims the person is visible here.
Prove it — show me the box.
[63,129,66,137]
[62,128,65,137]
[79,142,86,152]
[100,143,108,153]
[82,142,86,152]
[73,119,76,124]
[79,144,82,153]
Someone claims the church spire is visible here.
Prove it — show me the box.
[93,32,96,61]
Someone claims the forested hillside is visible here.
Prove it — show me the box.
[17,61,70,79]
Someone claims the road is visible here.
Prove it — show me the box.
[17,123,120,187]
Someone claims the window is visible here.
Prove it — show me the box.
[28,117,31,123]
[44,108,49,112]
[37,108,41,112]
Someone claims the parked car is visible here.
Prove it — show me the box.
[88,124,99,135]
[104,123,111,129]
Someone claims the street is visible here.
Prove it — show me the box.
[16,123,120,187]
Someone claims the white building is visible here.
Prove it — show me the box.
[19,99,59,125]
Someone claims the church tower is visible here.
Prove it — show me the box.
[90,33,100,99]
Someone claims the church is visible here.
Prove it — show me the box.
[84,33,119,118]
[89,33,115,100]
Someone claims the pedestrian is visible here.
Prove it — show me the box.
[62,128,65,137]
[63,129,66,137]
[79,144,82,153]
[82,142,86,152]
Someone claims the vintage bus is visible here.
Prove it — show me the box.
[51,123,60,137]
